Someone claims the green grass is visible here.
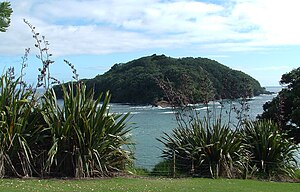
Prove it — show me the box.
[0,178,299,192]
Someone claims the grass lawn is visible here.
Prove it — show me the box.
[0,177,299,192]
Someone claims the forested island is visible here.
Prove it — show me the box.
[54,54,267,105]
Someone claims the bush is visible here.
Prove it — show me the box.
[0,70,44,177]
[159,119,243,178]
[41,83,133,177]
[242,120,298,179]
[159,118,299,180]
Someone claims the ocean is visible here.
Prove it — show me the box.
[109,87,281,170]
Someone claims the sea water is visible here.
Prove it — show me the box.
[109,88,280,170]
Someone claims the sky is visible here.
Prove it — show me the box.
[1,0,300,86]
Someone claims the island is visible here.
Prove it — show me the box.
[54,54,268,105]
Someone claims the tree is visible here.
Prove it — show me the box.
[259,67,300,143]
[0,1,13,32]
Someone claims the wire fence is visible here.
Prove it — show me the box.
[132,152,300,178]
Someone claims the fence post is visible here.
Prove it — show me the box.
[173,150,176,178]
[191,160,194,176]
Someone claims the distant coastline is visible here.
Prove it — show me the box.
[264,86,282,93]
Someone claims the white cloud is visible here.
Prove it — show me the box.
[1,0,300,56]
[229,0,300,45]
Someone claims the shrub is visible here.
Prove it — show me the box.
[41,83,133,177]
[0,70,133,178]
[241,120,298,179]
[159,119,243,178]
[0,70,44,177]
[159,118,299,180]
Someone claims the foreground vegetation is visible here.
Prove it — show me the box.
[0,20,133,178]
[159,118,298,180]
[0,177,299,192]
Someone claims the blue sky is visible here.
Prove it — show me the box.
[1,0,300,86]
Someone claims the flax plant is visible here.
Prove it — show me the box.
[0,70,44,177]
[159,118,242,178]
[241,120,298,179]
[41,82,133,177]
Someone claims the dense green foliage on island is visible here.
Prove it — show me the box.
[54,54,266,104]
